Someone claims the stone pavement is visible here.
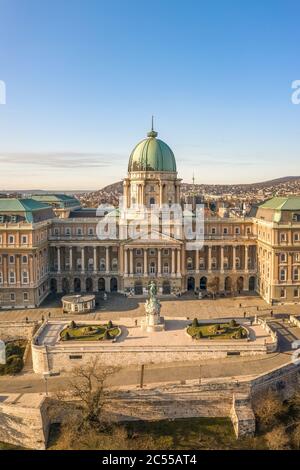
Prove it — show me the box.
[0,292,299,323]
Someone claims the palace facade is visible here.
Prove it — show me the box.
[1,127,300,308]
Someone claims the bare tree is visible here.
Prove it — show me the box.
[252,390,285,429]
[265,425,290,450]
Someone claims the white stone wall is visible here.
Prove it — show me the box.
[0,394,49,450]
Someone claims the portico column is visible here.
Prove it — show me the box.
[177,248,181,277]
[93,246,97,273]
[171,248,175,277]
[81,247,85,273]
[245,245,249,272]
[232,246,236,272]
[159,182,163,206]
[57,247,61,273]
[220,246,224,274]
[195,249,199,273]
[144,248,148,276]
[105,246,110,273]
[157,248,161,275]
[129,248,133,276]
[69,246,73,271]
[208,245,212,272]
[124,248,128,276]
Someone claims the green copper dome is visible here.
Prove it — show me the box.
[128,127,176,173]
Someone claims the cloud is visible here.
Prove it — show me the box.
[0,151,127,169]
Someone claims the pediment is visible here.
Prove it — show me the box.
[123,228,182,246]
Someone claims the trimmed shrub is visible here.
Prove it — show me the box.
[196,331,203,339]
[5,355,24,375]
[229,319,237,328]
[64,331,71,341]
[192,318,199,327]
[107,320,113,329]
[6,343,22,358]
[103,330,111,340]
[70,320,77,329]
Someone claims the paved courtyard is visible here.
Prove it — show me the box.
[0,292,299,323]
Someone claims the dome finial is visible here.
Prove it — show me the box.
[147,115,158,138]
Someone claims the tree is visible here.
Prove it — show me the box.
[53,358,119,440]
[265,425,290,450]
[107,320,113,329]
[253,390,285,429]
[192,318,199,327]
[207,277,219,299]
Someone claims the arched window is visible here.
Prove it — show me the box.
[150,197,155,205]
[149,262,156,274]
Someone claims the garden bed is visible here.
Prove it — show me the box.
[187,320,248,340]
[60,321,120,341]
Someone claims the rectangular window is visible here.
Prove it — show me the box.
[23,292,28,301]
[8,235,14,244]
[294,233,300,242]
[223,227,228,235]
[65,227,71,236]
[69,355,82,360]
[294,269,299,281]
[9,255,14,264]
[280,253,287,263]
[88,227,94,236]
[0,271,2,284]
[234,227,240,235]
[294,288,299,298]
[22,255,28,264]
[280,269,286,281]
[9,271,15,284]
[21,235,28,244]
[280,233,287,242]
[77,228,83,236]
[10,293,15,301]
[22,271,29,284]
[211,227,216,235]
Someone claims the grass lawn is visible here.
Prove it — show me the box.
[187,322,247,340]
[60,324,120,341]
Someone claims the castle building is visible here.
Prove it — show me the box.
[0,127,300,308]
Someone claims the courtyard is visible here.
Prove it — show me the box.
[0,292,299,323]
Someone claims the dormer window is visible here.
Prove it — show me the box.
[292,213,300,222]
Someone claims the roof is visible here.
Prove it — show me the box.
[0,198,51,212]
[258,197,300,211]
[0,198,54,223]
[128,128,176,173]
[31,194,80,209]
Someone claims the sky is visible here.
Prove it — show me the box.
[0,0,299,190]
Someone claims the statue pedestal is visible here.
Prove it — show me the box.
[141,316,165,332]
[141,296,165,333]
